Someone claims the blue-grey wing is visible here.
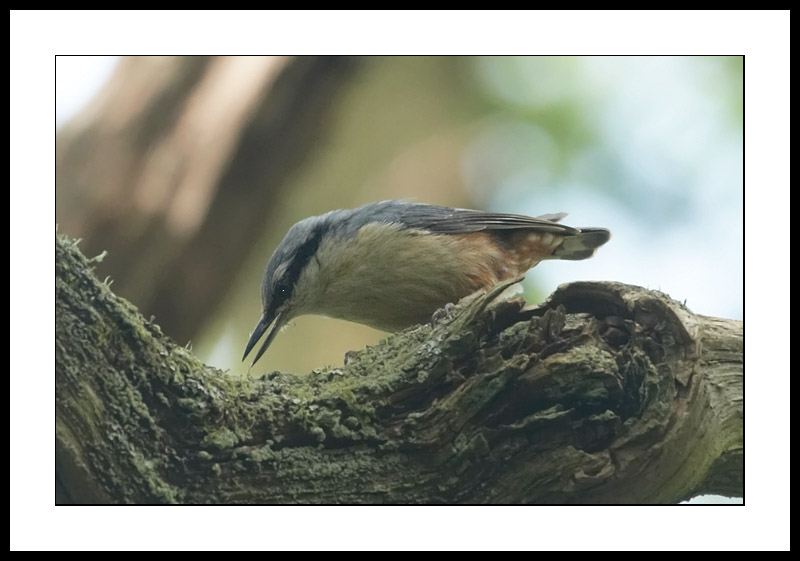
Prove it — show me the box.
[390,202,577,235]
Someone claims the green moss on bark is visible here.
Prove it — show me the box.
[56,233,743,504]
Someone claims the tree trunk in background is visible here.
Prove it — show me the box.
[56,56,359,344]
[56,233,743,504]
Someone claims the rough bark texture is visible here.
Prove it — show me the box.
[56,233,743,504]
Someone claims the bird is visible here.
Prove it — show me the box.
[242,200,610,366]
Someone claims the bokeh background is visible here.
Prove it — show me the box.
[56,56,743,503]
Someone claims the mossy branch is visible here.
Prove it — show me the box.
[56,233,743,504]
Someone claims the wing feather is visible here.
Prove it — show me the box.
[394,204,578,235]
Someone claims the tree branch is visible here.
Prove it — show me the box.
[56,233,743,504]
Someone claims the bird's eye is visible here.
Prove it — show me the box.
[275,281,291,301]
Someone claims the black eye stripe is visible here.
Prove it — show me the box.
[268,225,324,313]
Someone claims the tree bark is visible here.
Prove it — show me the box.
[56,233,743,504]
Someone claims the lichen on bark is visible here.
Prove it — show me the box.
[56,233,743,504]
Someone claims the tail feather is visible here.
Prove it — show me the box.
[552,228,611,260]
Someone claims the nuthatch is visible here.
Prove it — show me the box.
[242,200,610,366]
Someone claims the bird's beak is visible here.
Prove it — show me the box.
[242,309,285,367]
